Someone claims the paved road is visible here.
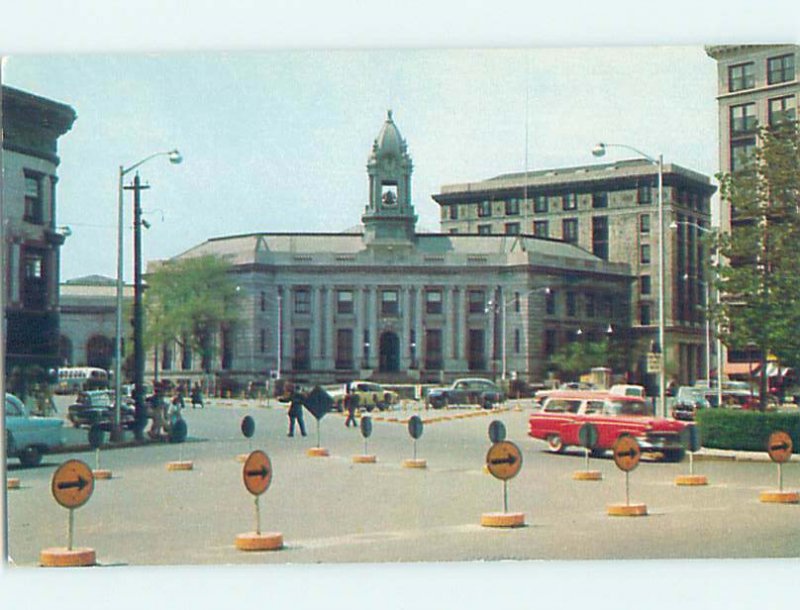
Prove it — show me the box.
[7,397,800,568]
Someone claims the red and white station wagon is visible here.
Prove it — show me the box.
[528,391,689,462]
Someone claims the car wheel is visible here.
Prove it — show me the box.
[430,396,445,409]
[19,446,42,467]
[547,434,565,453]
[482,397,493,410]
[662,449,685,463]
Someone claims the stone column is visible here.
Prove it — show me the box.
[324,287,335,369]
[414,288,423,369]
[402,286,412,369]
[354,286,364,370]
[368,287,378,369]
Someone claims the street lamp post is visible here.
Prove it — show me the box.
[492,286,551,383]
[114,150,182,441]
[593,143,666,418]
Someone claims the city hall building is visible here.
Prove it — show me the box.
[154,112,632,387]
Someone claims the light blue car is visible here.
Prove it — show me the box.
[5,393,64,467]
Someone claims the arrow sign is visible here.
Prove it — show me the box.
[242,450,273,496]
[51,460,95,509]
[767,431,793,463]
[485,441,523,480]
[612,436,641,472]
[771,442,789,452]
[489,454,518,466]
[57,476,90,491]
[616,449,638,459]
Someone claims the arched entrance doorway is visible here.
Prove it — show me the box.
[379,332,400,372]
[86,334,113,370]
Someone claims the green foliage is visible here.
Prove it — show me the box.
[144,255,240,372]
[548,339,611,380]
[695,408,800,451]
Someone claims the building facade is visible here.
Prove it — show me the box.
[433,159,716,385]
[154,112,632,387]
[2,86,76,378]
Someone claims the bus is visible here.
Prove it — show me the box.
[55,367,110,394]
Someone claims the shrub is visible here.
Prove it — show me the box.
[695,409,800,452]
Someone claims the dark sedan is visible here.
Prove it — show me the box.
[67,390,136,430]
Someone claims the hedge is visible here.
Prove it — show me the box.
[695,409,800,452]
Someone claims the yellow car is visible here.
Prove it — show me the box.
[330,381,399,412]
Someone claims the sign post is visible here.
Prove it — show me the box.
[166,417,193,471]
[573,422,602,481]
[235,450,284,551]
[607,436,647,517]
[675,425,707,486]
[236,415,256,463]
[88,424,112,479]
[481,440,525,528]
[403,415,427,469]
[760,431,799,503]
[40,459,97,567]
[353,415,377,463]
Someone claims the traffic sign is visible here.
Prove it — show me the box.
[408,415,424,440]
[646,353,662,374]
[51,460,95,509]
[360,415,373,439]
[88,424,105,450]
[241,415,256,439]
[485,441,523,481]
[304,386,333,421]
[767,431,793,463]
[612,436,641,472]
[578,423,599,449]
[242,450,272,496]
[488,420,506,443]
[681,425,702,453]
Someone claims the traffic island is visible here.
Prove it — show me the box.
[607,503,648,517]
[166,460,194,471]
[92,469,112,480]
[40,547,96,567]
[307,447,330,457]
[235,532,284,551]
[352,454,377,464]
[480,512,526,528]
[7,477,20,490]
[675,474,708,486]
[402,458,427,469]
[573,470,603,481]
[759,490,799,504]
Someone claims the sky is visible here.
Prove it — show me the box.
[2,1,800,609]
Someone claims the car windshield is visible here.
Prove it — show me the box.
[604,399,648,416]
[5,394,24,416]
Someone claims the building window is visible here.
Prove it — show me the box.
[566,292,577,317]
[505,199,520,216]
[545,329,557,356]
[181,342,192,370]
[592,192,608,209]
[640,275,652,295]
[639,213,650,234]
[335,329,353,369]
[514,329,521,354]
[294,288,311,314]
[294,329,310,370]
[545,290,556,315]
[637,182,653,204]
[337,289,354,314]
[585,293,596,318]
[639,303,652,326]
[562,193,577,211]
[533,220,549,237]
[730,103,757,135]
[260,329,266,353]
[260,291,266,312]
[467,329,486,371]
[24,172,44,224]
[603,294,614,318]
[562,218,578,244]
[424,329,443,370]
[728,62,755,92]
[22,249,47,309]
[769,95,796,126]
[505,222,520,235]
[468,289,485,314]
[449,205,458,220]
[449,228,459,234]
[640,244,651,265]
[534,195,548,213]
[477,224,492,235]
[592,216,609,260]
[425,289,443,314]
[731,138,756,172]
[514,291,520,313]
[381,289,399,316]
[768,54,795,85]
[161,344,172,371]
[478,201,492,217]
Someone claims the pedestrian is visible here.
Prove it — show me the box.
[173,383,186,410]
[191,383,204,408]
[344,386,358,427]
[279,382,307,437]
[147,386,167,440]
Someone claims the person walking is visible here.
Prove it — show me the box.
[344,386,359,427]
[280,382,307,437]
[191,383,204,408]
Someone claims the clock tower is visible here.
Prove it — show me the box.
[362,110,417,244]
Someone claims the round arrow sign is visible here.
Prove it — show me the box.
[578,422,599,450]
[488,420,506,443]
[681,424,702,454]
[241,415,255,439]
[360,415,373,439]
[612,436,641,472]
[486,441,523,480]
[408,415,424,440]
[88,424,105,450]
[51,459,95,509]
[242,450,272,496]
[767,430,793,463]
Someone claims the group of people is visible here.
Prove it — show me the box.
[279,383,362,437]
[145,382,203,439]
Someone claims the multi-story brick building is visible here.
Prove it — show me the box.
[433,159,716,385]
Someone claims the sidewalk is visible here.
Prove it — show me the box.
[694,447,799,462]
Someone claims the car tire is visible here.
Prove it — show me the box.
[662,449,685,463]
[430,396,445,409]
[19,446,42,467]
[546,434,565,453]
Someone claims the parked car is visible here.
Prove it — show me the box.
[5,393,63,467]
[528,391,688,461]
[533,382,600,406]
[329,381,399,412]
[609,384,645,398]
[672,386,712,421]
[426,378,504,409]
[67,390,136,430]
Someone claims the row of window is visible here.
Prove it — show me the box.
[728,53,795,93]
[730,95,797,136]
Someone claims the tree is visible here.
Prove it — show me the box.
[548,338,611,380]
[144,255,241,380]
[715,121,800,409]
